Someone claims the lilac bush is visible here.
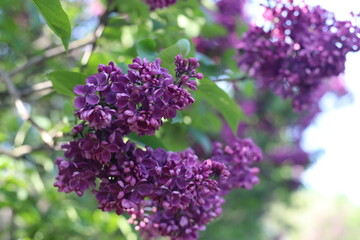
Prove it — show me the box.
[54,55,263,240]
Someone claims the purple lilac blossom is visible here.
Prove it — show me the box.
[55,54,264,240]
[216,0,247,32]
[211,138,263,194]
[237,2,360,111]
[54,121,231,215]
[139,193,225,240]
[55,133,260,239]
[73,55,202,136]
[144,0,178,10]
[269,144,310,166]
[193,33,239,59]
[193,0,246,59]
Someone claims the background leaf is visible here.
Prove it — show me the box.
[136,39,158,62]
[127,133,167,149]
[158,39,191,75]
[197,78,247,133]
[32,0,71,51]
[46,71,87,97]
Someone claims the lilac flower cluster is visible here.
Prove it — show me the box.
[144,0,178,10]
[193,33,239,59]
[139,193,225,240]
[211,138,263,193]
[55,135,228,214]
[55,134,261,239]
[138,139,264,240]
[216,0,246,32]
[193,0,246,60]
[238,2,360,111]
[269,144,310,166]
[55,54,263,239]
[75,55,202,136]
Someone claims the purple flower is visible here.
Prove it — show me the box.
[238,2,360,111]
[86,72,108,91]
[139,192,225,240]
[74,84,100,108]
[54,157,100,196]
[76,105,116,130]
[144,0,178,10]
[216,0,247,32]
[211,138,263,193]
[269,144,310,166]
[53,55,248,240]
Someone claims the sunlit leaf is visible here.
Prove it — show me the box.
[197,78,247,133]
[158,39,191,75]
[136,39,158,62]
[128,133,167,149]
[32,0,71,51]
[46,71,86,97]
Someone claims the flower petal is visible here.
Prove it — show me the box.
[74,85,86,95]
[86,94,100,105]
[74,96,86,108]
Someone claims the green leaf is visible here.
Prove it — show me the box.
[157,39,191,75]
[197,78,247,133]
[127,133,167,149]
[169,111,183,124]
[158,122,188,151]
[136,39,157,62]
[201,23,227,38]
[46,71,87,97]
[32,0,71,51]
[190,128,212,154]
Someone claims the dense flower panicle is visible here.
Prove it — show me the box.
[54,156,100,197]
[144,0,178,10]
[193,33,239,58]
[174,55,204,88]
[55,134,259,239]
[216,0,246,32]
[54,54,264,239]
[212,138,263,193]
[55,134,231,238]
[73,55,201,136]
[238,2,360,111]
[193,0,245,59]
[269,145,310,166]
[140,193,225,240]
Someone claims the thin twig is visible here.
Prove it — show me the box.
[0,144,45,158]
[0,71,55,148]
[9,37,96,77]
[20,80,53,97]
[9,209,14,240]
[212,75,248,82]
[4,0,117,79]
[0,80,53,99]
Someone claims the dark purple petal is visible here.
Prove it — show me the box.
[74,85,86,95]
[74,96,86,108]
[86,94,100,105]
[137,183,154,196]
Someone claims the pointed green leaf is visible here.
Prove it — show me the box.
[197,78,247,133]
[158,39,191,75]
[136,39,158,62]
[128,133,167,149]
[33,0,71,51]
[46,71,86,97]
